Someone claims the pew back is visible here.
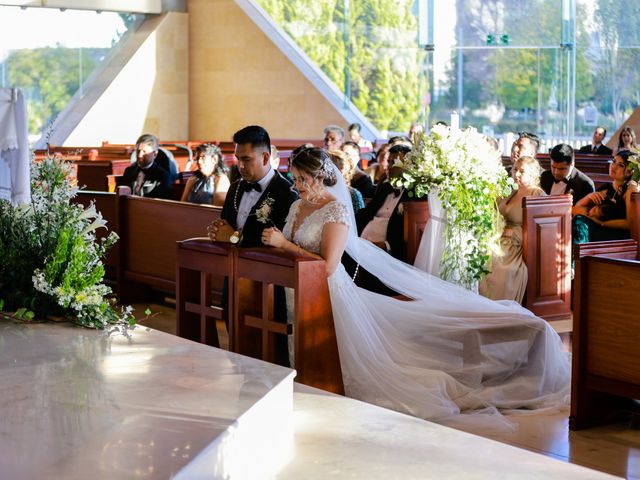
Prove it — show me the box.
[117,188,222,295]
[570,255,640,429]
[522,195,572,321]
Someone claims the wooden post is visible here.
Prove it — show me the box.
[402,199,430,265]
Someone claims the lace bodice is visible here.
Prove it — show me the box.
[283,200,350,254]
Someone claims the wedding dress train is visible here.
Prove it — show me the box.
[283,198,570,427]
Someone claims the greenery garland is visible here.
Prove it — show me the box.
[392,125,513,289]
[0,156,133,328]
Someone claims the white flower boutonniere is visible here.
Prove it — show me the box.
[255,196,275,224]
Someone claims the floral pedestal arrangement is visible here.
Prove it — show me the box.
[393,125,512,290]
[0,156,133,328]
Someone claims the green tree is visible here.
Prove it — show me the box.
[259,0,424,132]
[7,47,104,135]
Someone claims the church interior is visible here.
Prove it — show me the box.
[1,0,639,478]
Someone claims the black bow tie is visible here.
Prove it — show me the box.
[553,178,568,184]
[241,181,262,193]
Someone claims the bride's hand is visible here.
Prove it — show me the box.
[262,227,286,248]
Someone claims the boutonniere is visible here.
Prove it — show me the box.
[255,196,275,224]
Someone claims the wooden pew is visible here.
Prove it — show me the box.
[522,195,573,322]
[176,238,235,348]
[115,187,221,301]
[74,190,119,281]
[570,254,640,430]
[234,247,344,394]
[403,200,430,265]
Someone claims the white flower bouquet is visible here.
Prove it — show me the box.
[392,124,513,289]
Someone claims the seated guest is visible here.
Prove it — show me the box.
[365,143,390,184]
[323,124,345,151]
[510,131,539,164]
[118,136,172,199]
[342,141,375,198]
[540,143,594,205]
[181,144,230,206]
[348,122,373,149]
[388,135,413,148]
[408,122,424,144]
[129,134,179,183]
[573,150,640,242]
[479,156,545,303]
[614,126,638,154]
[328,149,365,212]
[578,126,613,155]
[355,165,407,260]
[374,144,412,195]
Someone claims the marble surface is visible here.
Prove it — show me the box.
[283,384,622,479]
[0,320,294,479]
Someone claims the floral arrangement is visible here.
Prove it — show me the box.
[392,124,513,289]
[628,154,640,183]
[255,196,275,224]
[0,155,134,329]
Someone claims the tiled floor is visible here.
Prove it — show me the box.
[132,301,640,479]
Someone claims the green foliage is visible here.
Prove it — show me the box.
[0,156,133,329]
[6,47,106,135]
[258,0,424,132]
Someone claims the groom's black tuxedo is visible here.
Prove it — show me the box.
[221,171,298,247]
[540,167,594,205]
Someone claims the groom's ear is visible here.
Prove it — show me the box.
[261,150,271,167]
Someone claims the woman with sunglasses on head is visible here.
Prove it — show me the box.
[181,144,230,206]
[573,150,639,242]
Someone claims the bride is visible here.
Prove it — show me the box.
[262,147,570,426]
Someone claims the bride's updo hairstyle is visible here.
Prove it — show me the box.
[290,147,337,187]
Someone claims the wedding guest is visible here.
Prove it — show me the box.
[180,144,230,206]
[510,132,539,164]
[614,126,638,154]
[408,122,424,144]
[365,143,391,184]
[356,164,408,261]
[348,122,373,150]
[578,126,613,155]
[342,141,375,198]
[118,136,172,199]
[540,143,594,205]
[573,150,639,242]
[329,149,365,213]
[479,156,545,303]
[128,133,179,183]
[323,124,345,151]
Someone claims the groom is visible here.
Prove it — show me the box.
[209,125,298,246]
[208,125,297,367]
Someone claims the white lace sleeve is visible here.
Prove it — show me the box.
[322,201,351,227]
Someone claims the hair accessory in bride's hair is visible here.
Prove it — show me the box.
[317,156,335,181]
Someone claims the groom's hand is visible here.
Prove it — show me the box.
[207,219,235,243]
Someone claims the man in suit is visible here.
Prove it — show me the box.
[541,143,595,205]
[208,125,298,247]
[208,125,297,368]
[356,164,408,261]
[117,135,172,199]
[578,126,613,155]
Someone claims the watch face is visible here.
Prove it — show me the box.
[229,232,240,244]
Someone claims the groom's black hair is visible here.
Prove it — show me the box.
[233,125,271,152]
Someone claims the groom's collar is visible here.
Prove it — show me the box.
[255,168,275,191]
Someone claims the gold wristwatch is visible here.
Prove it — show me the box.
[229,230,241,244]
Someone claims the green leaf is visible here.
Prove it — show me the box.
[15,308,26,319]
[24,310,35,320]
[0,299,3,310]
[144,308,151,316]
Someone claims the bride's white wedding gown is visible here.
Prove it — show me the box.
[283,198,570,426]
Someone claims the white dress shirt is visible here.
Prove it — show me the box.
[237,168,275,230]
[361,191,403,244]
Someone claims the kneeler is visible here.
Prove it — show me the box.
[176,238,235,348]
[234,247,344,394]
